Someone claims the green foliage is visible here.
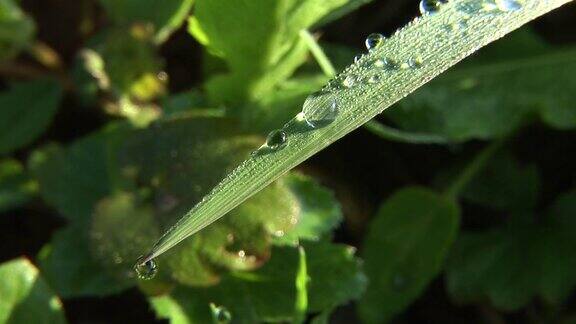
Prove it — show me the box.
[1,0,575,322]
[0,0,35,62]
[460,152,540,212]
[151,0,570,267]
[150,242,365,323]
[0,79,62,155]
[188,0,347,105]
[447,190,576,310]
[28,115,346,300]
[0,159,36,212]
[359,187,459,323]
[386,30,576,142]
[99,0,194,43]
[31,126,134,297]
[0,258,65,323]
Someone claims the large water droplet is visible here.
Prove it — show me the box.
[211,304,232,324]
[495,0,522,11]
[266,130,287,149]
[365,33,385,51]
[134,256,158,280]
[302,90,339,128]
[419,0,447,15]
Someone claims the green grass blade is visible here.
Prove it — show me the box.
[293,246,309,324]
[140,0,572,263]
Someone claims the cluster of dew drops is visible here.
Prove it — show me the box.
[133,0,523,281]
[252,0,523,157]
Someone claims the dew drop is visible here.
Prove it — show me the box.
[419,0,447,15]
[373,59,385,68]
[211,304,232,324]
[134,256,158,280]
[495,0,522,11]
[365,33,385,51]
[266,130,287,149]
[408,57,423,68]
[342,75,357,88]
[368,74,381,83]
[382,57,399,70]
[302,90,339,128]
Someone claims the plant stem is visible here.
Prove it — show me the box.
[444,136,508,199]
[293,246,308,324]
[299,29,336,77]
[365,120,450,144]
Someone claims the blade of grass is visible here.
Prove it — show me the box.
[140,0,572,263]
[301,29,450,145]
[293,246,309,324]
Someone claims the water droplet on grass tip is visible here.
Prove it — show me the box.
[266,130,287,149]
[134,256,158,280]
[495,0,522,11]
[419,0,447,14]
[365,33,385,51]
[302,90,339,128]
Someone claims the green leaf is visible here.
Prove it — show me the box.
[274,172,342,246]
[95,30,165,101]
[30,126,133,297]
[97,116,340,288]
[143,0,570,262]
[447,190,576,310]
[359,187,459,323]
[0,79,62,155]
[29,125,128,222]
[0,258,66,323]
[188,0,348,104]
[38,223,131,298]
[245,74,328,132]
[448,152,540,212]
[150,242,365,323]
[313,0,375,27]
[385,29,576,142]
[161,89,211,117]
[0,159,37,212]
[90,192,161,281]
[0,0,35,61]
[99,0,194,43]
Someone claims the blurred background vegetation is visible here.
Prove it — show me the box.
[0,0,575,323]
